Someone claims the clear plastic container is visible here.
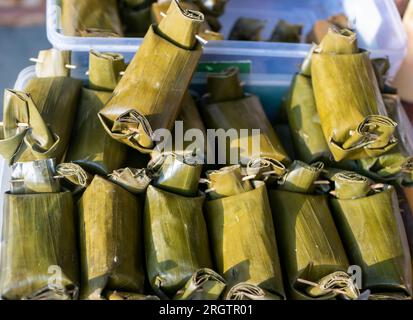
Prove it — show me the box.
[0,65,294,252]
[46,0,407,77]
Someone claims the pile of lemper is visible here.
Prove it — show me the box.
[0,0,412,300]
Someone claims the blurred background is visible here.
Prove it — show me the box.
[0,0,48,95]
[0,0,411,101]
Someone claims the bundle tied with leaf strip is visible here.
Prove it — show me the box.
[99,0,204,153]
[0,191,79,300]
[229,18,266,41]
[61,0,124,37]
[269,161,359,300]
[200,67,290,166]
[66,51,128,175]
[149,152,203,197]
[151,1,224,41]
[311,28,397,161]
[357,94,413,185]
[10,159,60,194]
[144,184,214,298]
[329,171,412,299]
[34,49,71,78]
[0,77,81,165]
[56,163,93,195]
[174,268,226,300]
[78,176,145,300]
[286,55,331,164]
[269,20,303,43]
[204,166,286,300]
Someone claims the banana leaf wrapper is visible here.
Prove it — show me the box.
[61,0,124,37]
[269,190,352,300]
[269,20,303,43]
[79,176,145,300]
[89,51,126,92]
[35,49,71,78]
[312,29,397,161]
[109,167,152,194]
[225,283,283,300]
[144,185,212,297]
[286,73,331,163]
[306,14,350,44]
[205,165,253,200]
[330,183,412,298]
[56,163,93,195]
[10,159,60,194]
[399,188,413,285]
[151,1,224,41]
[149,152,203,197]
[246,157,286,186]
[357,94,413,185]
[173,268,226,300]
[201,68,290,165]
[99,1,204,153]
[228,18,266,41]
[205,181,286,299]
[278,161,324,194]
[0,77,82,165]
[0,191,79,300]
[65,88,127,175]
[106,291,160,300]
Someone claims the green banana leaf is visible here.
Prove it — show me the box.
[312,29,397,161]
[246,157,286,186]
[144,185,213,298]
[173,268,226,300]
[106,291,159,300]
[0,191,79,300]
[0,77,82,165]
[278,161,324,194]
[205,180,286,299]
[109,167,152,194]
[99,0,204,153]
[399,187,413,289]
[10,159,60,194]
[89,50,127,92]
[78,176,145,300]
[286,73,331,163]
[149,152,203,197]
[200,67,290,165]
[205,165,253,200]
[65,88,127,175]
[34,49,71,78]
[56,163,93,195]
[357,94,413,185]
[61,0,124,37]
[329,174,412,299]
[228,18,265,41]
[269,20,302,43]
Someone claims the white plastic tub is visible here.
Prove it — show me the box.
[46,0,407,77]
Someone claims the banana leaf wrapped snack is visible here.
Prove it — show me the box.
[10,159,60,194]
[144,183,216,298]
[328,171,412,299]
[286,57,331,164]
[200,67,290,165]
[56,163,93,195]
[268,161,359,300]
[311,28,397,161]
[109,167,152,194]
[357,94,413,185]
[229,18,266,41]
[0,77,82,165]
[34,49,71,78]
[204,165,286,300]
[269,20,303,43]
[0,190,79,300]
[99,0,204,153]
[61,0,124,37]
[306,13,350,44]
[65,52,127,175]
[78,176,145,300]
